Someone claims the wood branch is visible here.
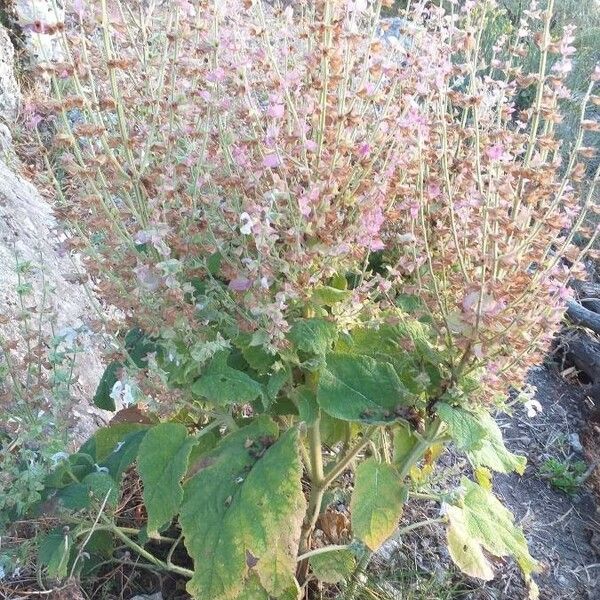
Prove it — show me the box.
[564,333,600,402]
[571,280,600,300]
[566,300,600,335]
[582,298,600,315]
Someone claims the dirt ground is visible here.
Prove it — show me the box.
[371,364,600,600]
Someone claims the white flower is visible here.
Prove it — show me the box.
[50,452,69,467]
[240,212,254,235]
[524,399,543,418]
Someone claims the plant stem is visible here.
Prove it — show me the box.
[343,550,373,600]
[296,544,351,563]
[397,517,446,536]
[101,516,193,578]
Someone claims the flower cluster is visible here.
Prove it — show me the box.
[26,0,599,407]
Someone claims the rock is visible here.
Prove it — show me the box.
[0,25,21,122]
[569,432,584,453]
[0,158,107,444]
[129,594,163,600]
[14,0,65,64]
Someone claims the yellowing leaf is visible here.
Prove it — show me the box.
[309,548,356,583]
[350,459,406,551]
[474,466,493,491]
[393,424,417,465]
[137,423,196,535]
[446,505,494,580]
[467,412,526,475]
[446,479,539,585]
[180,419,305,600]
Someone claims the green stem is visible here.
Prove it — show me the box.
[296,544,350,563]
[343,550,372,600]
[101,516,193,578]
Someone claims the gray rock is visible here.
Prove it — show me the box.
[14,0,65,64]
[0,159,107,444]
[0,25,20,122]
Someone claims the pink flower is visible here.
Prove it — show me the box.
[263,153,282,168]
[486,144,504,160]
[268,104,285,119]
[357,142,371,158]
[305,140,318,153]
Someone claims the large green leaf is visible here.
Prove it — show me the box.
[436,403,486,451]
[101,428,148,480]
[192,351,263,405]
[467,412,526,474]
[180,419,305,600]
[138,423,197,534]
[318,353,410,422]
[447,479,539,586]
[288,318,338,356]
[350,459,406,551]
[94,423,149,461]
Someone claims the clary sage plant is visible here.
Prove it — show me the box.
[21,0,599,598]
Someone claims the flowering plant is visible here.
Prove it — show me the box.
[24,0,599,598]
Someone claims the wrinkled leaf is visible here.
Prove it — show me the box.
[180,419,305,600]
[309,548,356,583]
[467,412,526,474]
[192,352,263,405]
[289,318,338,356]
[318,353,410,422]
[446,478,539,583]
[138,423,197,534]
[350,459,406,551]
[436,403,486,451]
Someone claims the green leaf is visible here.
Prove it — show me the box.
[192,352,263,405]
[93,361,123,411]
[236,334,276,372]
[318,353,409,422]
[94,423,149,461]
[393,424,418,464]
[467,412,526,474]
[396,294,424,312]
[294,386,318,425]
[436,403,487,451]
[101,429,148,480]
[289,318,338,356]
[234,574,269,600]
[81,472,119,507]
[180,419,305,600]
[125,328,157,368]
[350,459,406,551]
[138,423,196,534]
[311,286,351,306]
[265,367,289,408]
[447,478,539,583]
[309,548,356,583]
[39,527,73,580]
